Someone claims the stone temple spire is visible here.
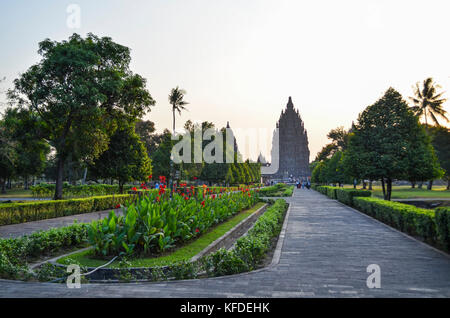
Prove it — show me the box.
[287,96,294,109]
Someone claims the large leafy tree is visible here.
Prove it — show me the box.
[409,77,448,127]
[89,123,152,193]
[8,33,155,199]
[344,88,441,200]
[314,126,350,162]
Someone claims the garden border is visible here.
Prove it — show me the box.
[47,202,273,281]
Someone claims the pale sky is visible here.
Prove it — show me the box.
[1,0,449,162]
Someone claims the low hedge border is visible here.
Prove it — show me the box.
[352,197,450,251]
[203,199,288,276]
[314,186,371,204]
[0,223,89,280]
[0,195,134,226]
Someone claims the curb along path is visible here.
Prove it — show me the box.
[1,189,450,297]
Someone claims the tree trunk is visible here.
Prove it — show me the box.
[362,181,367,190]
[381,178,386,200]
[0,179,6,194]
[386,178,392,201]
[54,156,65,200]
[411,182,416,188]
[427,180,433,190]
[7,178,11,189]
[369,180,373,191]
[447,179,450,190]
[418,182,423,189]
[82,167,87,185]
[172,107,176,135]
[119,180,124,194]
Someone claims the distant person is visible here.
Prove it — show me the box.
[155,182,160,189]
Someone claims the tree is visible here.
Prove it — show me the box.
[428,126,450,190]
[169,86,189,134]
[2,108,50,189]
[151,129,174,180]
[0,119,17,193]
[8,33,154,199]
[90,123,152,193]
[409,77,448,127]
[343,88,441,200]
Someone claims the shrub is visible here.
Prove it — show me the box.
[335,188,371,206]
[0,195,133,226]
[352,197,445,248]
[0,223,89,280]
[435,207,450,251]
[204,199,287,277]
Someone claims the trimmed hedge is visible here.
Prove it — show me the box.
[204,199,288,276]
[0,223,89,280]
[315,186,371,205]
[353,197,449,250]
[0,195,133,226]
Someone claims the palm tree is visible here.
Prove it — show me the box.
[168,86,189,134]
[409,78,448,127]
[409,78,448,190]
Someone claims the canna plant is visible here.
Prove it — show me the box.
[87,187,258,257]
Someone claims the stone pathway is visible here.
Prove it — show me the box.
[0,209,122,238]
[1,189,450,297]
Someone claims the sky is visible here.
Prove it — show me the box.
[1,0,449,162]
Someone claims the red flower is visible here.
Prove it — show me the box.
[148,175,152,180]
[132,187,138,191]
[159,176,166,183]
[156,196,160,202]
[115,204,121,209]
[201,200,205,207]
[193,177,198,180]
[195,228,199,233]
[212,194,216,200]
[184,196,189,201]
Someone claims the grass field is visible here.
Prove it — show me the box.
[342,184,450,199]
[57,202,266,268]
[0,189,34,198]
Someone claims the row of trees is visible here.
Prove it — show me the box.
[0,33,260,198]
[135,119,261,186]
[311,78,449,200]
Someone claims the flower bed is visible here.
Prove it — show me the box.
[87,187,258,257]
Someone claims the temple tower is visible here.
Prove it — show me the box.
[267,97,311,180]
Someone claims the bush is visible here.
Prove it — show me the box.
[335,188,371,205]
[353,197,447,249]
[0,223,89,280]
[204,199,287,276]
[435,207,450,251]
[258,184,293,197]
[0,195,133,225]
[30,183,134,198]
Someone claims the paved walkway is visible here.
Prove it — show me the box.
[1,189,450,297]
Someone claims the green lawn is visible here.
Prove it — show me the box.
[342,184,450,199]
[0,188,34,198]
[57,201,266,268]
